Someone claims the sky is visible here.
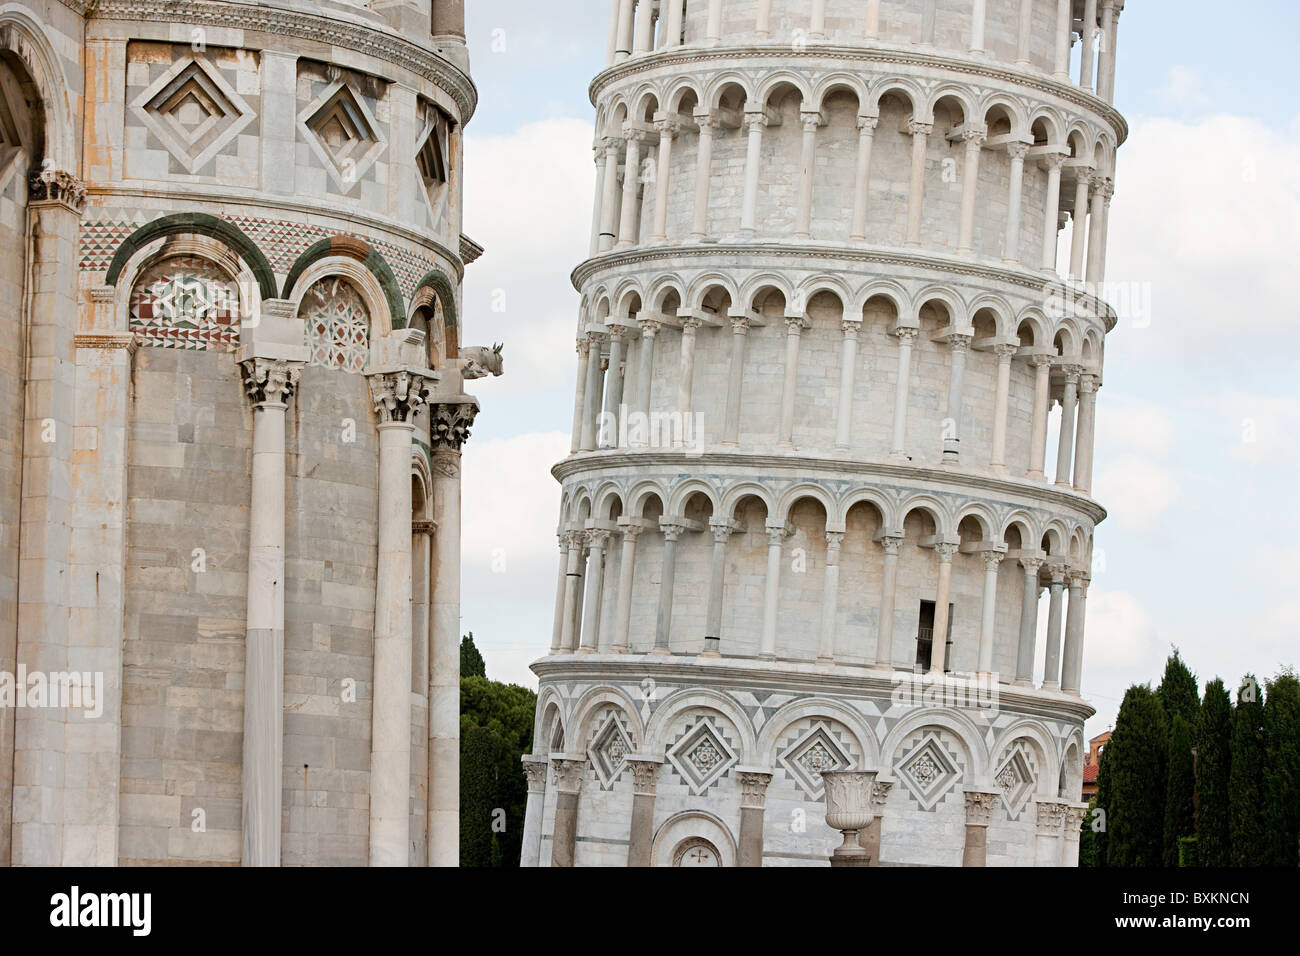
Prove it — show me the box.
[454,0,1300,739]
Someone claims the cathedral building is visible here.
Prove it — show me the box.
[525,0,1126,866]
[0,0,494,866]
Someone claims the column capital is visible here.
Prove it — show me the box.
[660,521,685,543]
[784,316,806,335]
[621,125,649,145]
[879,534,904,556]
[576,336,592,355]
[1066,570,1090,591]
[908,120,933,137]
[934,541,957,562]
[1006,140,1031,161]
[765,524,790,547]
[841,319,862,337]
[637,317,662,336]
[680,315,703,334]
[521,755,550,794]
[800,110,825,133]
[551,756,587,794]
[693,109,717,133]
[1064,802,1089,833]
[605,323,629,342]
[621,522,646,542]
[627,757,663,796]
[599,134,625,155]
[1028,353,1054,369]
[1079,373,1098,394]
[994,343,1019,360]
[961,127,989,148]
[240,357,302,406]
[28,167,88,211]
[963,788,1000,827]
[948,332,973,353]
[857,114,880,132]
[1074,168,1095,188]
[1039,151,1069,173]
[1019,555,1046,575]
[368,370,434,424]
[895,326,920,345]
[825,530,845,552]
[981,549,1006,572]
[1035,798,1070,832]
[743,110,769,133]
[654,116,682,137]
[565,529,586,551]
[729,315,751,334]
[1060,363,1084,383]
[1046,561,1069,583]
[737,769,774,809]
[584,528,611,551]
[429,399,480,450]
[710,522,734,545]
[871,778,894,813]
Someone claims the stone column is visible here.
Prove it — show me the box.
[957,128,986,256]
[691,113,715,238]
[1062,802,1088,867]
[634,318,660,442]
[1041,153,1066,272]
[1015,557,1045,685]
[1034,799,1068,866]
[989,344,1017,472]
[865,0,882,37]
[905,121,932,247]
[969,0,986,52]
[520,755,550,866]
[605,0,621,64]
[858,778,894,865]
[740,111,767,235]
[795,111,822,239]
[737,770,773,867]
[238,358,303,867]
[633,0,655,53]
[1027,355,1052,480]
[579,332,603,452]
[1079,0,1098,89]
[890,329,919,459]
[650,117,678,242]
[705,0,723,43]
[550,757,586,867]
[760,525,786,660]
[1074,375,1098,493]
[614,0,635,60]
[1055,365,1081,487]
[723,316,749,445]
[550,536,568,653]
[367,370,434,867]
[653,521,683,654]
[834,321,861,450]
[676,317,701,436]
[1041,563,1067,689]
[778,317,805,447]
[1068,172,1092,281]
[809,0,827,37]
[559,530,586,651]
[874,536,904,667]
[703,520,732,656]
[600,326,627,447]
[1061,574,1088,694]
[570,337,591,452]
[1099,1,1119,102]
[1015,0,1033,66]
[617,130,645,247]
[977,550,1004,675]
[665,0,684,46]
[1053,0,1072,80]
[849,115,878,240]
[962,789,999,866]
[590,148,607,256]
[756,0,773,36]
[928,543,956,675]
[942,334,971,464]
[578,530,610,652]
[626,758,663,866]
[598,137,622,252]
[1086,181,1107,282]
[817,532,845,664]
[610,524,642,652]
[1096,179,1115,282]
[1003,142,1030,263]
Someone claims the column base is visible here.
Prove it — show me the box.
[759,653,777,662]
[816,654,835,666]
[1002,256,1021,265]
[648,234,667,243]
[888,451,910,463]
[1054,479,1074,488]
[1026,470,1045,482]
[1041,680,1060,691]
[650,645,671,657]
[610,645,629,655]
[777,441,795,452]
[849,233,866,242]
[988,463,1007,475]
[1013,677,1034,688]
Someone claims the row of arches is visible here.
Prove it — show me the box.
[605,0,1123,103]
[552,479,1093,688]
[594,65,1115,271]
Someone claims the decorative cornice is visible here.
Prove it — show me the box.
[588,43,1128,146]
[552,450,1108,524]
[88,0,478,123]
[74,332,136,352]
[29,169,88,212]
[459,234,484,265]
[571,242,1118,331]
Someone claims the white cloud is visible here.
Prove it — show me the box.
[1151,66,1211,111]
[1095,398,1175,457]
[461,430,571,571]
[1091,454,1180,531]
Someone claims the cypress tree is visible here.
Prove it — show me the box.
[460,632,487,678]
[1106,684,1168,866]
[1228,675,1266,866]
[1079,797,1099,867]
[1263,672,1300,867]
[459,723,500,867]
[1195,678,1232,867]
[1162,714,1195,866]
[1157,648,1199,735]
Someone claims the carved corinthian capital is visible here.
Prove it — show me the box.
[737,771,774,810]
[627,758,663,796]
[429,400,480,451]
[240,357,302,406]
[964,789,1000,827]
[29,168,88,212]
[368,370,434,424]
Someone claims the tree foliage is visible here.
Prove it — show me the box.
[1228,675,1266,866]
[460,632,486,678]
[1195,678,1232,867]
[1263,671,1300,867]
[1162,714,1195,867]
[1104,684,1167,867]
[1157,648,1200,737]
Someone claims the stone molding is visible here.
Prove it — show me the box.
[29,169,88,212]
[74,332,137,352]
[588,44,1127,144]
[88,0,478,122]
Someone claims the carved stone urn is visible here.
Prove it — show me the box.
[822,770,877,867]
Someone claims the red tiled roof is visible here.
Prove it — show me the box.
[1083,764,1098,783]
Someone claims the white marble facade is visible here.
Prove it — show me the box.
[526,0,1126,867]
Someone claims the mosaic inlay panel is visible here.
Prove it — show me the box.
[896,731,963,812]
[129,255,241,351]
[994,741,1037,820]
[666,716,738,796]
[300,276,370,372]
[586,710,633,790]
[776,720,854,800]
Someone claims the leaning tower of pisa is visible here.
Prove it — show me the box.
[523,0,1125,867]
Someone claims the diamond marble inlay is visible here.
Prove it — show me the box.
[667,718,738,795]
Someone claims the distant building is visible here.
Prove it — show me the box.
[1081,731,1112,801]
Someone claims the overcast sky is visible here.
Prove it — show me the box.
[454,0,1300,739]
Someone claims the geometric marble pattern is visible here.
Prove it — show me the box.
[776,720,853,800]
[993,741,1037,820]
[896,731,963,812]
[300,277,370,372]
[131,57,254,175]
[301,80,386,190]
[586,710,632,791]
[666,716,738,796]
[129,255,241,351]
